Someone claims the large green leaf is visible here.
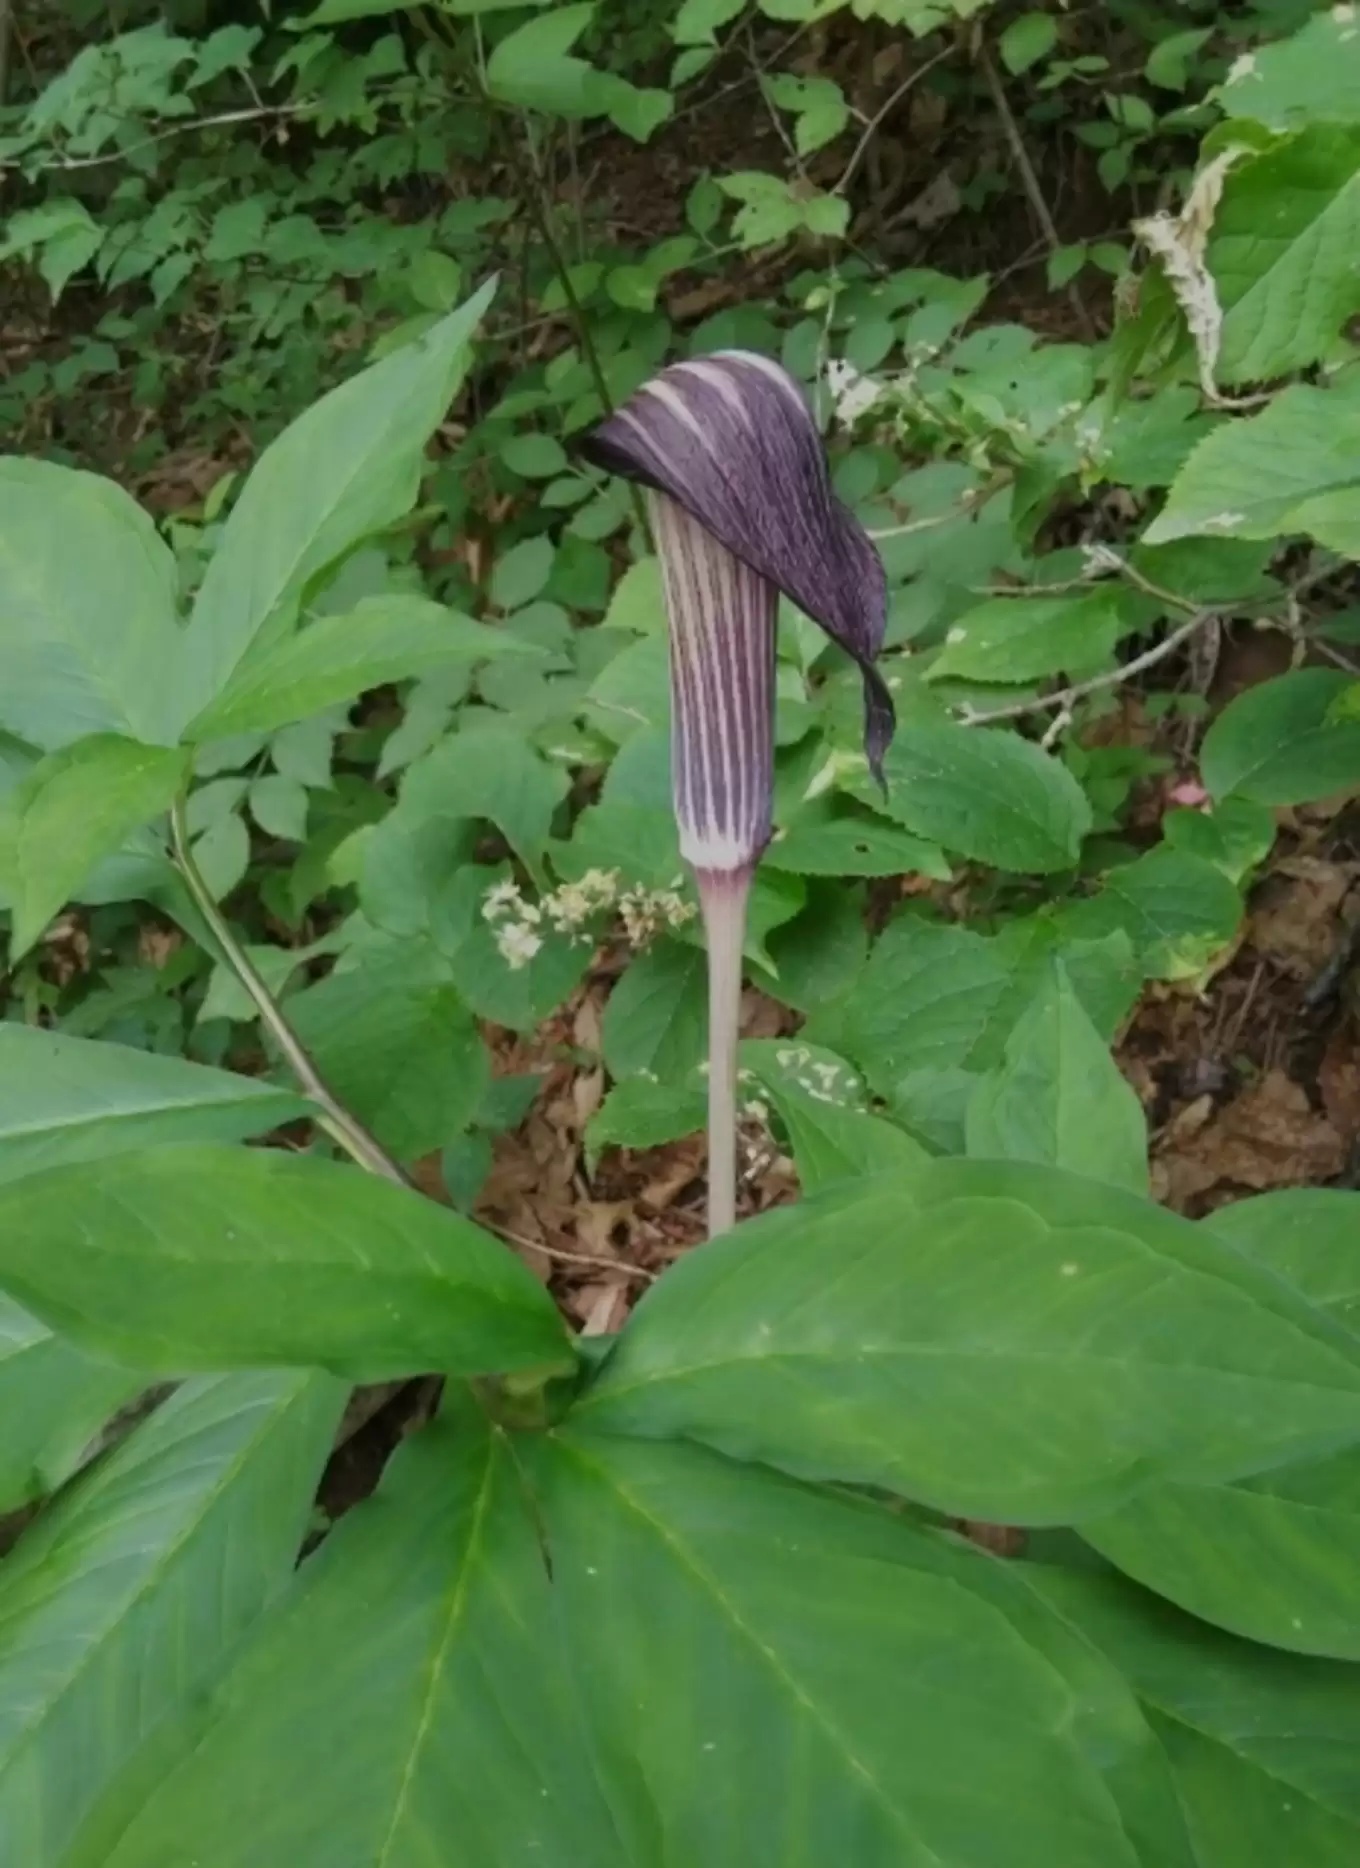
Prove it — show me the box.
[102,1408,628,1868]
[965,959,1149,1192]
[185,596,534,741]
[859,720,1091,872]
[0,1145,572,1382]
[0,1025,306,1183]
[0,1294,142,1514]
[0,1370,344,1868]
[1026,1561,1360,1867]
[532,1432,1143,1867]
[177,283,495,725]
[1219,7,1360,132]
[0,459,181,752]
[1201,669,1360,805]
[0,737,190,955]
[1083,1188,1360,1659]
[1084,1452,1360,1663]
[1214,129,1360,385]
[1144,378,1360,555]
[573,1157,1360,1523]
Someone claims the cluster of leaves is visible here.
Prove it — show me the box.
[3,0,1360,1862]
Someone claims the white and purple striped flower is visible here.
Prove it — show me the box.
[582,351,894,1234]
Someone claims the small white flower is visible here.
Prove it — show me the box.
[482,880,523,922]
[496,922,543,970]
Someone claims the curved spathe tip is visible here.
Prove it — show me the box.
[581,350,895,781]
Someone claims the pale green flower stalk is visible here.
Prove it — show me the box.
[582,352,894,1236]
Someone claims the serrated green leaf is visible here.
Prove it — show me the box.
[178,283,496,726]
[1,737,190,956]
[765,803,950,878]
[966,959,1149,1192]
[1062,845,1244,979]
[858,721,1092,871]
[741,1038,926,1192]
[401,724,568,883]
[602,938,707,1081]
[577,1157,1360,1523]
[588,1073,706,1157]
[813,915,1139,1107]
[187,597,532,741]
[928,591,1120,684]
[0,1370,344,1868]
[1213,129,1360,384]
[0,459,181,752]
[1219,9,1360,131]
[0,1146,572,1382]
[1145,378,1360,554]
[1202,667,1360,804]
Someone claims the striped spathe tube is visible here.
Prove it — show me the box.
[581,351,894,1235]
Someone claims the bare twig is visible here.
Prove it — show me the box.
[18,102,318,173]
[869,470,1013,541]
[959,611,1210,728]
[977,42,1096,340]
[169,797,411,1189]
[836,45,954,196]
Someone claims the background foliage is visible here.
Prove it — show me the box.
[3,0,1360,1862]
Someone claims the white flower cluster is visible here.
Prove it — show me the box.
[618,879,696,947]
[481,869,696,971]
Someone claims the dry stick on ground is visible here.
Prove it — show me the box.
[977,41,1097,342]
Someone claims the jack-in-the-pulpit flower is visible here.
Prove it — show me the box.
[582,351,895,1236]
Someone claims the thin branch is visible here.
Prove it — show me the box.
[836,44,954,196]
[958,611,1211,728]
[869,470,1013,541]
[977,42,1096,341]
[18,101,317,174]
[169,797,411,1189]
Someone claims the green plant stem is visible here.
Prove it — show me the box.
[697,870,751,1238]
[168,796,410,1189]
